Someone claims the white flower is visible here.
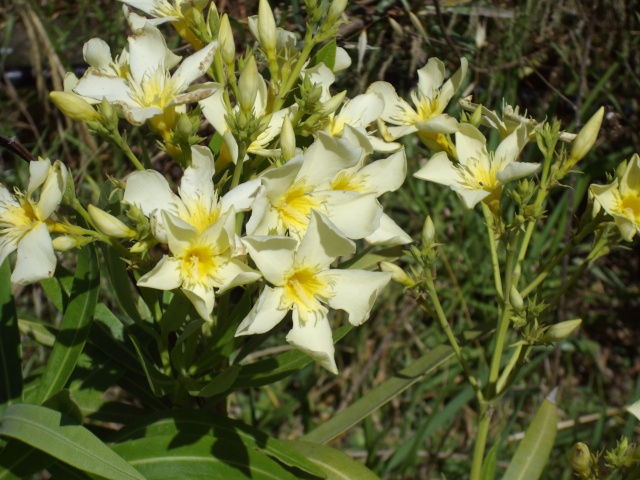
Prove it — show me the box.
[591,154,640,241]
[74,25,216,128]
[368,57,468,141]
[414,124,536,209]
[138,208,260,321]
[236,211,391,373]
[123,145,259,242]
[246,133,382,240]
[328,141,412,245]
[326,93,400,153]
[0,159,67,285]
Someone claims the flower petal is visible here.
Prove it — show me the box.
[358,149,406,195]
[296,210,355,270]
[235,286,288,335]
[496,162,539,185]
[172,41,217,93]
[220,178,261,213]
[452,186,491,210]
[215,259,261,293]
[414,151,458,187]
[241,236,297,285]
[415,114,459,134]
[199,88,230,134]
[365,213,413,245]
[37,160,67,219]
[137,255,182,290]
[417,57,445,96]
[11,222,56,285]
[182,282,215,322]
[323,191,382,239]
[74,73,135,105]
[324,269,391,326]
[286,314,337,374]
[27,159,52,197]
[128,25,168,85]
[83,38,112,71]
[456,124,486,167]
[124,169,181,217]
[298,133,362,186]
[495,125,527,168]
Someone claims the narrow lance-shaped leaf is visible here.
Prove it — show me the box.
[0,403,145,480]
[281,440,380,480]
[502,388,558,480]
[33,242,100,404]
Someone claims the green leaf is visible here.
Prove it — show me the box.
[128,334,175,397]
[0,403,145,480]
[480,442,499,480]
[281,440,379,480]
[33,242,100,404]
[193,365,241,398]
[310,40,337,70]
[110,410,323,479]
[0,439,55,480]
[302,343,455,444]
[110,410,326,479]
[502,389,558,480]
[232,325,352,388]
[18,318,56,347]
[0,259,22,414]
[101,244,142,323]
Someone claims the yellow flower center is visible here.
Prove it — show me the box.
[282,265,333,323]
[130,69,178,110]
[457,152,500,192]
[180,244,219,285]
[416,94,442,122]
[276,179,323,234]
[619,192,640,223]
[181,198,221,233]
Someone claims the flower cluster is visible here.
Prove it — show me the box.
[3,0,630,379]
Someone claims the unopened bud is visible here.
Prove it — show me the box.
[568,443,592,478]
[568,107,604,164]
[469,104,483,128]
[281,115,296,161]
[321,90,346,115]
[238,57,259,114]
[380,262,415,288]
[177,114,193,138]
[218,14,235,66]
[52,235,78,252]
[88,205,136,239]
[421,216,435,246]
[326,0,348,24]
[50,91,102,123]
[257,0,277,57]
[543,319,582,342]
[99,98,118,130]
[509,286,524,311]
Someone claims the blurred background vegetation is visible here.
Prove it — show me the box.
[1,0,639,478]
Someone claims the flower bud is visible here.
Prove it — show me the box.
[542,319,582,342]
[469,103,483,128]
[50,91,102,123]
[88,205,136,239]
[509,286,524,311]
[238,56,259,114]
[568,443,592,478]
[257,0,277,57]
[421,216,435,247]
[321,90,346,115]
[326,0,347,24]
[99,98,119,130]
[380,262,415,288]
[52,235,78,252]
[218,14,235,66]
[280,115,296,161]
[568,107,604,164]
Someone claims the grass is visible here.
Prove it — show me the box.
[1,0,640,478]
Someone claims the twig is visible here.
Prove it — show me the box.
[0,134,36,162]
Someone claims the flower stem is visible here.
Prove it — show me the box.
[482,203,503,301]
[470,402,491,480]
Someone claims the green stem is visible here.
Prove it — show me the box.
[487,231,519,398]
[482,203,503,300]
[421,270,483,398]
[521,215,602,298]
[272,29,316,111]
[470,402,491,480]
[111,130,144,171]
